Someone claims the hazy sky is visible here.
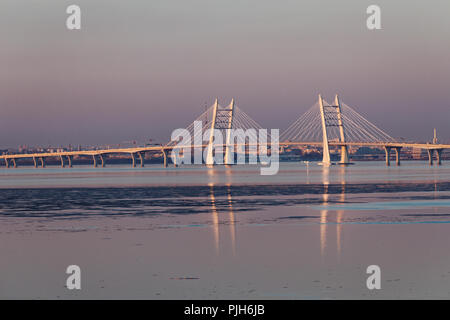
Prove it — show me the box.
[1,0,449,147]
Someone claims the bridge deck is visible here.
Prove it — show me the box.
[0,142,448,160]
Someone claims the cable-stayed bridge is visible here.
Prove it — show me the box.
[1,95,449,168]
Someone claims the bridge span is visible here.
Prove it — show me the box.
[1,95,448,168]
[0,141,448,168]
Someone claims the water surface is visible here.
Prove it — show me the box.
[1,161,450,299]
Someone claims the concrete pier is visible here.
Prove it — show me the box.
[384,146,392,166]
[162,149,168,168]
[138,152,144,167]
[60,155,65,168]
[67,155,72,168]
[131,153,136,167]
[394,147,401,166]
[436,149,443,165]
[99,154,105,167]
[340,145,350,164]
[427,149,434,165]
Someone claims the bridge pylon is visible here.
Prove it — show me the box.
[318,94,352,166]
[335,94,350,165]
[224,98,235,165]
[206,98,235,165]
[318,94,331,165]
[205,98,218,165]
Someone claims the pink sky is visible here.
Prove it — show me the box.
[1,0,449,147]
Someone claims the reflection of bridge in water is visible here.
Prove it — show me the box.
[208,167,237,256]
[320,166,346,260]
[1,94,449,168]
[206,165,348,258]
[209,184,237,256]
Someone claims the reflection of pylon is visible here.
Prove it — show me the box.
[208,184,237,256]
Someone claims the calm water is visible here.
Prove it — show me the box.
[1,161,450,299]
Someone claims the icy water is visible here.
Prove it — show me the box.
[1,161,450,299]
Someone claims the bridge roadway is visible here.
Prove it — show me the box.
[0,141,448,168]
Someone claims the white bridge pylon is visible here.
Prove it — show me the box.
[167,98,267,165]
[281,94,395,166]
[206,98,235,165]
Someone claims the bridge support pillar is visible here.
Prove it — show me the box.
[138,152,144,167]
[67,155,72,168]
[4,158,9,168]
[427,149,434,165]
[92,155,97,168]
[99,154,105,167]
[162,149,168,168]
[33,157,37,168]
[173,151,178,167]
[131,153,136,167]
[394,147,401,166]
[39,157,45,168]
[436,149,443,165]
[339,145,350,164]
[12,158,17,168]
[384,146,391,166]
[59,155,65,168]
